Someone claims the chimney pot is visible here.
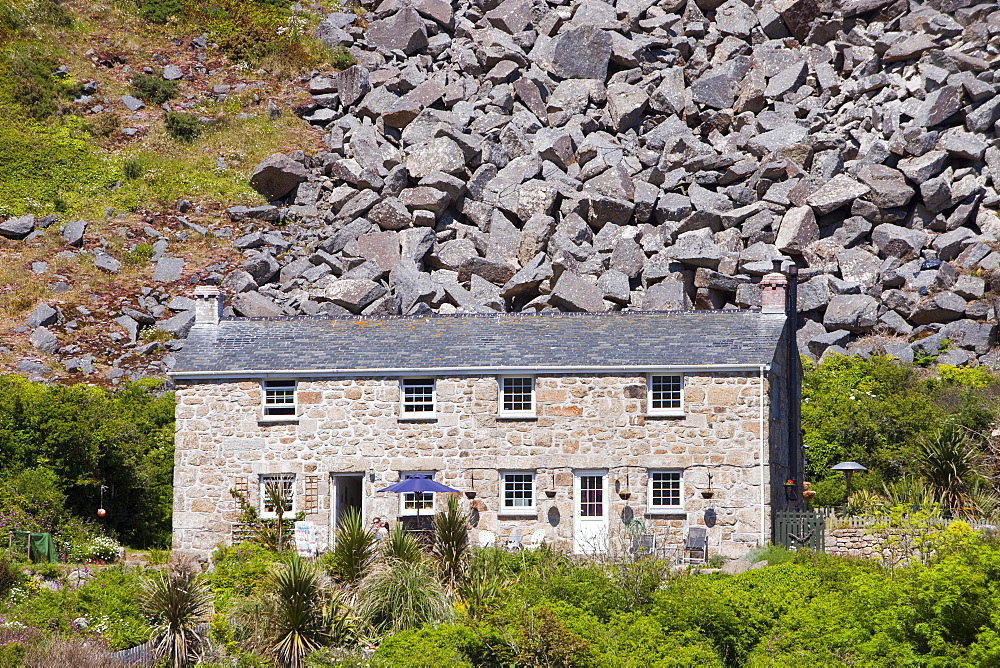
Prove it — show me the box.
[760,269,788,315]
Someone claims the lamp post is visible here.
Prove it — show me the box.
[830,462,867,504]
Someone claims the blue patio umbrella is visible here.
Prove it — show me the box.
[377,475,461,521]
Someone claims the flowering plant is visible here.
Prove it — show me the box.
[785,479,795,485]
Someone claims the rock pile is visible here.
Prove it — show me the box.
[210,0,1000,366]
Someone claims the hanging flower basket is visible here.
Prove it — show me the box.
[802,490,816,500]
[618,491,631,500]
[464,490,477,499]
[544,489,557,498]
[701,490,715,499]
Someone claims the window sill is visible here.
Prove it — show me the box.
[398,414,437,422]
[497,412,537,420]
[645,508,686,516]
[498,508,537,517]
[259,416,299,425]
[644,411,685,419]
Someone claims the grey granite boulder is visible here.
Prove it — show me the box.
[366,7,428,56]
[249,154,309,200]
[549,26,612,81]
[0,215,35,239]
[824,294,879,333]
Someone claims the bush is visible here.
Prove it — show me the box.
[165,112,201,143]
[66,535,122,564]
[130,74,178,105]
[124,242,154,265]
[138,0,183,24]
[329,45,355,71]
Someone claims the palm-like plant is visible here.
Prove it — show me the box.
[266,555,334,668]
[355,561,453,635]
[327,508,377,586]
[264,482,288,551]
[140,568,213,668]
[432,496,469,586]
[917,424,981,516]
[384,522,423,564]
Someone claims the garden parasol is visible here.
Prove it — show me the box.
[377,475,461,522]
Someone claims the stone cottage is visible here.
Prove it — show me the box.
[169,269,802,560]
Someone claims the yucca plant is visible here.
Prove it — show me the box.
[264,482,288,551]
[384,522,422,564]
[432,496,469,587]
[327,508,377,587]
[266,555,334,668]
[355,561,453,635]
[140,568,213,668]
[918,424,982,516]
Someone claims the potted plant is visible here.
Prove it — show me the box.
[783,479,797,501]
[465,490,477,499]
[701,490,715,499]
[544,489,557,498]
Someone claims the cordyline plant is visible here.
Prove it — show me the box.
[265,555,342,668]
[327,507,377,588]
[433,495,470,587]
[918,424,983,517]
[140,568,213,668]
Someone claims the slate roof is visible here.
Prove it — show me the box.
[170,311,787,377]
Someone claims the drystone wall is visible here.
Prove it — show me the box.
[173,370,777,558]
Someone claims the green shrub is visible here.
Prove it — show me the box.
[7,46,81,120]
[743,544,795,566]
[130,74,178,105]
[165,111,201,142]
[208,543,280,611]
[329,45,356,71]
[356,561,453,635]
[124,242,155,265]
[67,535,122,563]
[138,0,183,24]
[122,156,144,180]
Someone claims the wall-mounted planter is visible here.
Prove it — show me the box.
[802,490,816,500]
[464,490,477,499]
[544,489,557,498]
[783,483,797,501]
[618,491,631,500]
[701,490,715,499]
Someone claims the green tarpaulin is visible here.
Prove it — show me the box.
[12,531,58,563]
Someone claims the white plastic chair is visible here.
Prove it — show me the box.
[523,528,547,550]
[505,528,523,551]
[477,530,496,548]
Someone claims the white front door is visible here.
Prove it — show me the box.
[574,471,608,554]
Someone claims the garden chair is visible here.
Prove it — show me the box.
[477,530,496,548]
[522,529,547,550]
[504,528,523,551]
[629,533,655,556]
[684,526,708,564]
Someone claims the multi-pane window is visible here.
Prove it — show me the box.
[260,474,295,518]
[648,374,683,414]
[401,473,434,515]
[263,379,296,417]
[648,471,683,510]
[501,473,535,511]
[401,378,435,415]
[500,376,534,414]
[579,475,604,517]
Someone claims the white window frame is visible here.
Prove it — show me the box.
[647,470,684,512]
[647,374,684,416]
[400,377,436,419]
[260,474,295,519]
[262,379,297,419]
[399,472,436,516]
[499,471,536,514]
[498,376,535,417]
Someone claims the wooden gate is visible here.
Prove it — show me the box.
[774,510,825,552]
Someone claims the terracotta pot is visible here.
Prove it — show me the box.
[802,490,816,500]
[701,491,715,499]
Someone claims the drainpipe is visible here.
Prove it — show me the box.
[787,264,800,501]
[759,364,766,546]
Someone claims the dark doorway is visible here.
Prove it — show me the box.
[332,475,363,526]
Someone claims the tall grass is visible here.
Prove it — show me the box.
[355,561,453,636]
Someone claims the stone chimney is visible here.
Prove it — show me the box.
[760,260,788,315]
[193,286,223,327]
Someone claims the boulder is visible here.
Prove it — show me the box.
[856,165,915,209]
[231,291,284,318]
[549,272,607,312]
[910,292,966,325]
[249,154,309,200]
[0,215,35,239]
[774,206,818,254]
[366,7,428,55]
[806,175,871,215]
[823,294,879,333]
[871,224,927,260]
[549,26,612,80]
